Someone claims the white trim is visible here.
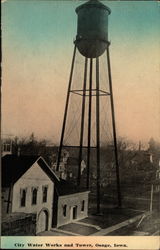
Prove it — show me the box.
[36,156,60,181]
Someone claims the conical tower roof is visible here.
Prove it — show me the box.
[76,0,111,14]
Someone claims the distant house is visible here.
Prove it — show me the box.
[138,150,160,167]
[122,150,156,170]
[156,167,160,180]
[52,150,69,179]
[2,154,89,235]
[1,138,12,157]
[154,165,160,192]
[67,157,86,180]
[52,150,86,181]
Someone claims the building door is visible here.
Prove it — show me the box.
[37,210,49,233]
[70,206,77,220]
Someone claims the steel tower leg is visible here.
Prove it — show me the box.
[78,57,88,186]
[96,57,101,214]
[56,45,77,171]
[87,58,93,189]
[106,46,122,208]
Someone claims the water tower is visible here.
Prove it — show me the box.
[57,0,121,213]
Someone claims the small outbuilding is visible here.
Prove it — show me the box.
[53,179,89,227]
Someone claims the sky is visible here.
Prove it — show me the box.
[2,0,160,145]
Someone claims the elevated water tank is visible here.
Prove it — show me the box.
[75,0,111,58]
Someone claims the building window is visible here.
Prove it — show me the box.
[63,205,67,217]
[73,206,77,219]
[20,189,27,207]
[81,200,85,211]
[3,144,11,152]
[32,188,38,205]
[42,186,48,203]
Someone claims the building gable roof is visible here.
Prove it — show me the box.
[2,155,59,187]
[2,155,88,196]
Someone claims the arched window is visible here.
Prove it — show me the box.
[32,188,38,205]
[20,189,27,207]
[42,186,48,203]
